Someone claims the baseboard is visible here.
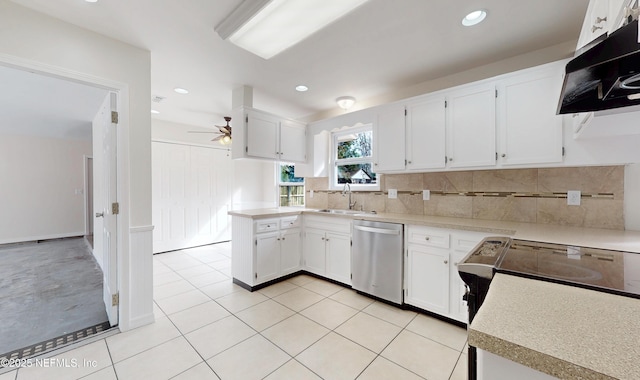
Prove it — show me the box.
[0,233,85,246]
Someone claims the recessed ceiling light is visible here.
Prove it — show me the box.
[295,85,309,92]
[174,87,189,94]
[462,10,487,26]
[151,110,160,114]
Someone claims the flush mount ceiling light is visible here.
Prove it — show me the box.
[215,0,371,59]
[85,0,98,3]
[151,110,160,114]
[174,87,189,94]
[462,9,487,26]
[295,85,309,92]
[336,96,356,110]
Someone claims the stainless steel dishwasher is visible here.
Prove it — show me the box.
[352,220,404,304]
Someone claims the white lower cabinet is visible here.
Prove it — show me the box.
[303,215,351,285]
[406,244,450,315]
[231,215,301,288]
[405,225,495,323]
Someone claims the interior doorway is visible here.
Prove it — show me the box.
[0,63,118,359]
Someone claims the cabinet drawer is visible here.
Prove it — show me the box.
[280,216,300,229]
[407,226,449,249]
[255,219,279,233]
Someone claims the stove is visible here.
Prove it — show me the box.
[458,236,640,380]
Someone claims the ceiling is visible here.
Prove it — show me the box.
[8,0,589,131]
[0,64,108,140]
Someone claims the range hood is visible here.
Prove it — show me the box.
[558,19,640,114]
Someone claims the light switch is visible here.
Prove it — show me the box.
[423,190,430,201]
[388,189,398,199]
[567,190,581,206]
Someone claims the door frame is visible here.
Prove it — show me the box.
[0,54,131,329]
[84,155,93,238]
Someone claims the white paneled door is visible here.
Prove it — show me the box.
[152,142,231,253]
[93,93,118,326]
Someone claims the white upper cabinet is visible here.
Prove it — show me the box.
[246,109,279,160]
[446,83,497,168]
[576,0,632,49]
[496,62,564,166]
[279,119,306,163]
[406,96,447,170]
[577,0,610,49]
[233,107,306,163]
[373,104,406,172]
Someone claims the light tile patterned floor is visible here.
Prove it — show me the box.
[3,242,468,380]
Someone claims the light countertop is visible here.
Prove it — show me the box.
[469,273,640,380]
[228,207,640,253]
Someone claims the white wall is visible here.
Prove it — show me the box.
[0,0,153,330]
[0,134,92,244]
[625,164,640,231]
[152,119,277,210]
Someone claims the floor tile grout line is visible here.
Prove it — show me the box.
[155,245,465,379]
[163,313,223,380]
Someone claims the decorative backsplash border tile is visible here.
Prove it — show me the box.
[304,166,625,230]
[306,190,615,200]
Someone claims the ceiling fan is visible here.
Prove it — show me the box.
[188,116,232,145]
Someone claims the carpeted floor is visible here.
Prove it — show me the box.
[0,237,108,355]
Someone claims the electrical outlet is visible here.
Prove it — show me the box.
[423,190,430,201]
[567,190,581,206]
[388,189,398,199]
[310,190,314,198]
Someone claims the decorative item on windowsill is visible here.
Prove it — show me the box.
[188,116,232,145]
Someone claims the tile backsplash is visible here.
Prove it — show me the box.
[304,166,625,230]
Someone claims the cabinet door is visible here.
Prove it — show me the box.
[303,228,326,275]
[374,104,406,172]
[406,245,450,315]
[577,0,609,49]
[255,231,280,284]
[406,96,446,170]
[497,65,563,166]
[446,83,496,168]
[246,110,279,160]
[280,228,301,275]
[280,119,306,163]
[325,232,351,285]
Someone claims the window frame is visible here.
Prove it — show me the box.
[277,162,305,207]
[329,123,379,191]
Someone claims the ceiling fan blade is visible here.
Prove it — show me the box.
[218,127,230,134]
[188,131,218,133]
[212,135,223,142]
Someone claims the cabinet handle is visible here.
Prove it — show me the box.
[277,238,281,241]
[321,237,325,240]
[449,157,453,162]
[501,153,506,158]
[407,160,412,164]
[591,25,603,33]
[325,239,329,242]
[425,236,430,241]
[595,16,607,24]
[374,163,378,166]
[282,237,286,241]
[444,260,448,264]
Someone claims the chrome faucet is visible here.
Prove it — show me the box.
[342,183,357,210]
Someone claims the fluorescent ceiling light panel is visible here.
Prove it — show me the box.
[219,0,371,59]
